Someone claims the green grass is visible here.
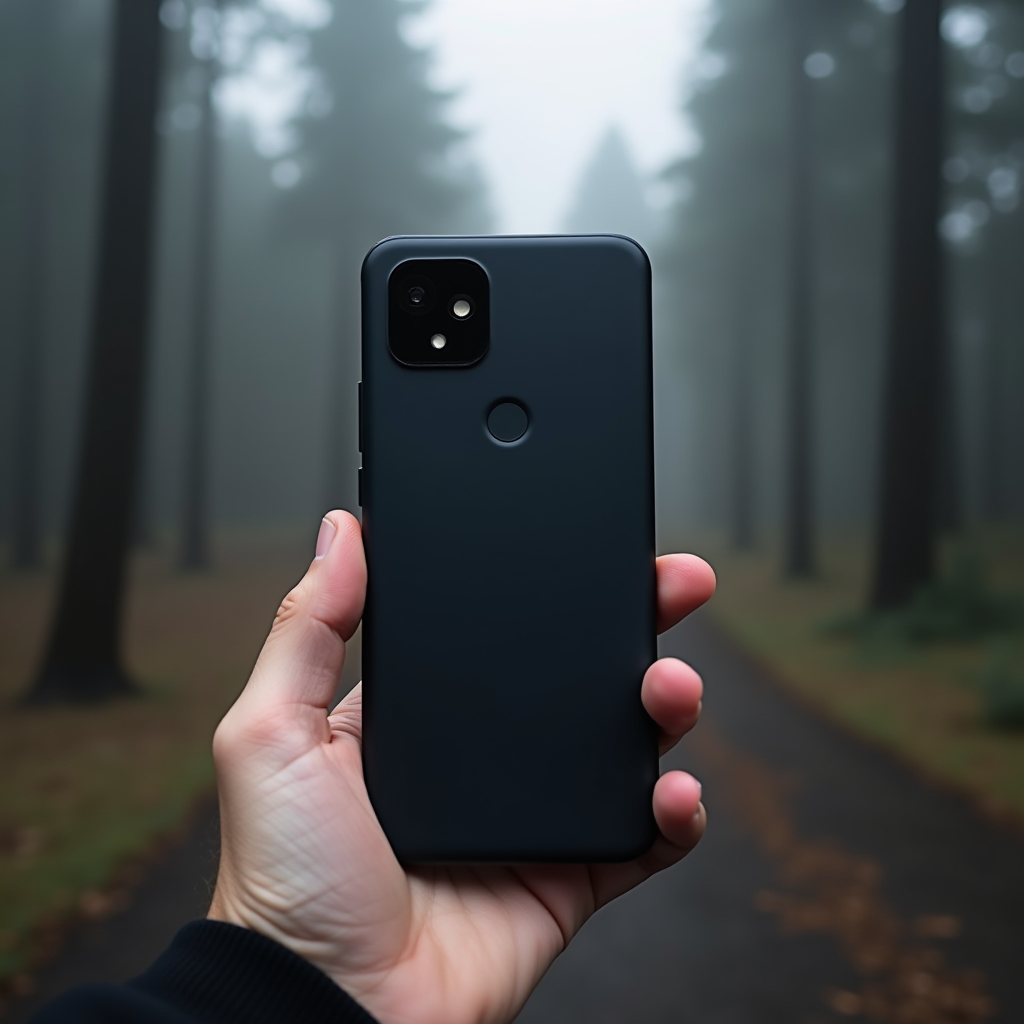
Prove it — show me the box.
[0,532,321,984]
[679,524,1024,826]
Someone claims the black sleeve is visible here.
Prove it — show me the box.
[30,920,380,1024]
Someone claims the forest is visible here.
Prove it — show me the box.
[0,0,1022,1015]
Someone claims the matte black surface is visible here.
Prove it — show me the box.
[361,235,657,862]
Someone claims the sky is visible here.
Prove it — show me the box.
[404,0,710,233]
[211,0,711,233]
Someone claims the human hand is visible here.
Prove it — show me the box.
[209,511,715,1024]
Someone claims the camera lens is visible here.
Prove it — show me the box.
[397,275,435,314]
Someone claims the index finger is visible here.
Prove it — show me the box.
[656,554,716,634]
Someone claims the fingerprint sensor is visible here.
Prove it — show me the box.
[487,400,528,443]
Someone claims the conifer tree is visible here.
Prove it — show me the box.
[25,0,166,704]
[281,0,490,510]
[563,127,656,247]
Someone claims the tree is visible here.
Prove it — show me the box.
[729,254,758,551]
[25,0,166,705]
[782,0,816,579]
[279,0,490,511]
[180,0,222,570]
[563,126,656,247]
[870,0,945,610]
[10,0,52,570]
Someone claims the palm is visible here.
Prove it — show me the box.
[211,513,713,1024]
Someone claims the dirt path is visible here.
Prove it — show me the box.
[8,614,1023,1023]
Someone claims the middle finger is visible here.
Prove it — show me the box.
[641,657,703,755]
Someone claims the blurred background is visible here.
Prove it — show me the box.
[0,0,1022,1020]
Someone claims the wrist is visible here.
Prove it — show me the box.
[207,885,395,1021]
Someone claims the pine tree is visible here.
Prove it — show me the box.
[180,0,222,571]
[563,126,656,247]
[870,0,945,610]
[10,0,52,571]
[24,0,166,705]
[279,0,490,511]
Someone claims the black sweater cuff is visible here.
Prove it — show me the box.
[32,920,380,1024]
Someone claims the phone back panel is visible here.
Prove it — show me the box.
[361,235,657,862]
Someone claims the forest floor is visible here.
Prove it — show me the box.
[693,522,1024,830]
[0,529,330,989]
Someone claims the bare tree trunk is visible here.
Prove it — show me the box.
[934,320,962,534]
[783,0,815,579]
[870,0,944,610]
[11,0,50,570]
[180,6,221,570]
[24,0,165,705]
[981,219,1013,522]
[730,254,756,551]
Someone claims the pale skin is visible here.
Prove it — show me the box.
[209,510,716,1024]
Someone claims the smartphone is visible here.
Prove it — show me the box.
[360,234,657,863]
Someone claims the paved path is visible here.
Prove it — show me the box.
[517,613,1024,1023]
[8,614,1024,1023]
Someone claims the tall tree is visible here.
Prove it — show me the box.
[870,0,945,609]
[24,0,166,704]
[782,0,816,579]
[563,126,656,247]
[180,0,221,570]
[730,254,757,551]
[279,0,490,511]
[10,0,51,570]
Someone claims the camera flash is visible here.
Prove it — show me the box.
[452,299,472,318]
[430,333,447,349]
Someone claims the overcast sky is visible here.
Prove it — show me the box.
[404,0,710,233]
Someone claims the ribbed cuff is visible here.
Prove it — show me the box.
[127,920,379,1024]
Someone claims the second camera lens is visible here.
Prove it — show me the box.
[408,286,427,306]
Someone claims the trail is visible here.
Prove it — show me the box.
[8,614,1023,1023]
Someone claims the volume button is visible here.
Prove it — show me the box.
[358,467,363,507]
[357,381,363,452]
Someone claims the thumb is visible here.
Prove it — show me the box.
[233,511,366,722]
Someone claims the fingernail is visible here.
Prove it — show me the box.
[315,517,336,560]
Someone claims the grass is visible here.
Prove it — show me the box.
[679,523,1024,827]
[0,529,335,984]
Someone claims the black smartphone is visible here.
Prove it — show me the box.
[360,234,657,863]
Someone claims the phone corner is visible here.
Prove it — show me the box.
[361,235,409,282]
[602,233,653,277]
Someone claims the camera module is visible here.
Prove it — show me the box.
[388,258,489,366]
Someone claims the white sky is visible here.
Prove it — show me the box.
[404,0,711,233]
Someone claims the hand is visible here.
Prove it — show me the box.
[209,511,715,1024]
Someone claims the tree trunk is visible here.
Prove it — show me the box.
[783,0,815,579]
[180,14,220,570]
[730,253,756,551]
[24,0,165,705]
[870,0,944,610]
[11,0,50,570]
[981,219,1013,522]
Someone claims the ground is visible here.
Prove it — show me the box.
[1,525,1022,1021]
[696,524,1024,826]
[0,530,327,987]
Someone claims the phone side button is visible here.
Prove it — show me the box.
[357,381,363,452]
[358,467,363,507]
